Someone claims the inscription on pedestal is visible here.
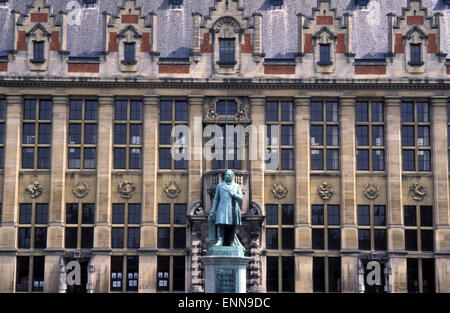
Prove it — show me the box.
[215,269,235,293]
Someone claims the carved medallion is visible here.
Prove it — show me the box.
[363,184,380,200]
[164,181,181,199]
[25,181,43,199]
[72,182,89,198]
[318,182,334,200]
[271,183,288,200]
[409,183,427,201]
[118,181,136,199]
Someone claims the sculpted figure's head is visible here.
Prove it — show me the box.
[224,170,234,184]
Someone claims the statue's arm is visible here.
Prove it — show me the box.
[233,185,244,201]
[208,185,220,223]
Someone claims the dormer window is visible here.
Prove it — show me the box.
[83,0,97,8]
[355,0,370,9]
[216,100,238,116]
[270,0,284,9]
[410,44,423,65]
[319,44,331,65]
[219,39,235,64]
[0,0,8,6]
[124,43,136,64]
[32,41,45,63]
[169,0,183,9]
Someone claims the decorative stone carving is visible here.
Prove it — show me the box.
[271,183,288,199]
[164,181,181,199]
[318,182,334,200]
[72,182,89,199]
[237,109,249,120]
[206,108,218,119]
[118,181,136,199]
[363,184,380,200]
[409,183,427,201]
[25,181,43,199]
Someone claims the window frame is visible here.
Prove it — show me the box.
[311,204,341,251]
[404,205,434,252]
[111,203,142,249]
[110,255,140,292]
[18,203,48,250]
[0,98,5,170]
[266,256,295,293]
[64,203,96,249]
[357,204,387,251]
[157,203,187,250]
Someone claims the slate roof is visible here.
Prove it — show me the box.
[0,0,448,59]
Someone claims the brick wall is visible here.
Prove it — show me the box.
[427,33,437,54]
[336,34,346,54]
[264,64,296,75]
[200,33,212,53]
[141,32,151,52]
[0,63,7,72]
[30,13,48,23]
[159,64,190,74]
[316,16,333,25]
[50,31,60,51]
[108,32,118,52]
[394,33,404,54]
[407,16,424,25]
[68,63,100,73]
[241,33,253,54]
[355,65,387,75]
[17,30,27,51]
[121,14,139,24]
[304,34,313,54]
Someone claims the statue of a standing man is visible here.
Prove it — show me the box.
[208,170,243,247]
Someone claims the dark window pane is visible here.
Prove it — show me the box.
[111,256,124,291]
[84,124,97,144]
[216,100,237,116]
[312,228,324,250]
[420,206,433,227]
[23,123,36,144]
[374,206,386,226]
[372,150,385,171]
[125,43,136,62]
[157,227,170,248]
[68,148,81,169]
[266,205,278,225]
[158,204,170,224]
[85,100,98,120]
[405,230,418,251]
[129,148,142,169]
[328,229,341,250]
[0,99,5,120]
[160,101,172,121]
[19,204,32,224]
[417,102,429,122]
[174,148,187,170]
[38,124,51,144]
[34,227,47,248]
[328,257,341,293]
[358,229,371,250]
[266,228,278,249]
[84,148,96,169]
[159,125,172,145]
[126,256,139,291]
[65,227,78,248]
[69,100,82,120]
[175,101,188,121]
[356,126,369,146]
[81,227,94,248]
[372,126,384,146]
[311,149,323,170]
[32,256,45,292]
[356,102,368,122]
[326,102,338,122]
[266,256,279,292]
[114,124,127,145]
[320,44,330,63]
[281,228,294,250]
[281,102,293,122]
[281,257,295,292]
[410,44,421,63]
[326,149,339,170]
[159,148,172,169]
[374,229,387,251]
[173,256,185,292]
[404,206,417,226]
[357,150,369,171]
[115,101,128,120]
[82,204,95,224]
[417,126,430,146]
[421,230,433,252]
[418,150,431,171]
[312,205,324,225]
[313,257,325,292]
[402,126,415,146]
[16,256,30,291]
[111,228,124,248]
[173,228,186,249]
[357,205,370,226]
[0,123,5,145]
[401,103,414,122]
[35,204,48,224]
[174,204,186,225]
[127,227,140,249]
[326,126,339,146]
[281,149,293,170]
[39,101,52,120]
[311,126,323,146]
[328,205,340,225]
[402,150,415,171]
[112,204,125,224]
[311,102,323,122]
[68,124,81,144]
[18,227,31,248]
[266,102,278,122]
[0,147,4,169]
[157,256,170,291]
[422,259,435,293]
[372,103,384,123]
[37,147,50,169]
[33,41,44,61]
[407,258,419,293]
[24,100,37,120]
[219,39,235,62]
[114,148,126,169]
[22,147,34,169]
[128,204,141,224]
[281,204,294,225]
[66,204,79,224]
[130,101,142,121]
[281,125,293,146]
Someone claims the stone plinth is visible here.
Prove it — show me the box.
[201,246,250,293]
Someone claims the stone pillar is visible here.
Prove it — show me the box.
[295,255,313,293]
[341,255,358,293]
[190,221,204,292]
[390,256,407,293]
[249,96,265,210]
[139,95,160,292]
[0,94,22,292]
[192,13,202,56]
[252,13,262,56]
[431,96,450,293]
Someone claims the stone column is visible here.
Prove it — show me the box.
[294,96,313,292]
[339,96,358,293]
[138,95,159,292]
[431,96,450,292]
[91,95,114,293]
[0,94,22,292]
[44,95,69,292]
[385,96,406,293]
[252,13,262,56]
[249,96,265,210]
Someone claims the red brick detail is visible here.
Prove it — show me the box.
[447,65,450,75]
[121,14,139,24]
[30,13,48,23]
[264,65,296,75]
[159,64,190,74]
[200,33,212,53]
[316,16,333,25]
[394,33,404,54]
[355,65,387,75]
[427,33,437,54]
[304,34,313,54]
[0,63,7,72]
[17,30,27,51]
[108,32,118,52]
[241,33,254,54]
[68,63,100,73]
[141,32,151,52]
[336,34,346,54]
[407,16,424,25]
[50,31,60,51]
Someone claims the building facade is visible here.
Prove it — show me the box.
[0,0,449,293]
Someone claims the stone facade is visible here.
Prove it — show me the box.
[0,0,449,293]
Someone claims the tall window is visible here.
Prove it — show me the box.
[124,43,136,64]
[401,101,431,171]
[110,256,139,292]
[111,203,141,249]
[265,101,294,171]
[311,101,339,171]
[16,256,45,292]
[0,99,5,169]
[410,44,422,64]
[313,256,341,293]
[404,205,433,252]
[266,256,295,292]
[18,203,48,249]
[319,44,331,64]
[407,258,435,293]
[169,0,183,9]
[114,100,143,169]
[65,203,95,249]
[33,41,44,62]
[68,99,97,170]
[157,255,185,292]
[157,203,186,249]
[311,204,340,250]
[270,0,284,9]
[265,204,294,250]
[219,39,235,63]
[356,101,385,171]
[22,99,52,169]
[357,205,387,251]
[159,100,188,170]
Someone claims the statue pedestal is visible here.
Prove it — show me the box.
[200,246,250,293]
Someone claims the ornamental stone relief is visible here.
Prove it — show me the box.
[271,183,288,200]
[118,181,136,199]
[164,181,182,199]
[409,183,427,201]
[318,182,334,200]
[72,182,89,199]
[25,181,43,199]
[363,184,380,200]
